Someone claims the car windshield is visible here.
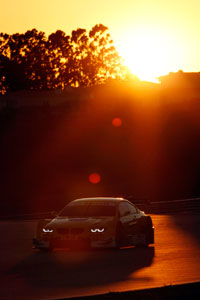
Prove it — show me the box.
[59,202,116,217]
[59,203,88,217]
[86,204,116,217]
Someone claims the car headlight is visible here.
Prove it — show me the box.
[43,228,54,233]
[90,228,105,233]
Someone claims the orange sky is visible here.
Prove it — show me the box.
[1,0,200,81]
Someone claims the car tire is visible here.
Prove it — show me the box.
[137,233,149,247]
[38,247,50,252]
[136,217,153,247]
[38,242,54,252]
[115,222,124,249]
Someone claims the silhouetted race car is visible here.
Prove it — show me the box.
[33,197,154,251]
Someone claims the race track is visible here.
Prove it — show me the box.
[0,214,200,300]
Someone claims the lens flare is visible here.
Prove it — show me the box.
[89,173,101,184]
[112,118,122,127]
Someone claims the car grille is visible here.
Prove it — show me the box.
[71,228,84,235]
[56,228,84,235]
[56,228,70,235]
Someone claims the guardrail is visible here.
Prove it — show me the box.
[0,198,200,220]
[0,211,56,221]
[135,198,200,213]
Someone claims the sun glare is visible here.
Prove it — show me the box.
[116,27,180,82]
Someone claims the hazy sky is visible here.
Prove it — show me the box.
[1,0,200,81]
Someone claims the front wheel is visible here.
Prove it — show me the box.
[114,222,124,249]
[135,233,149,247]
[135,216,154,247]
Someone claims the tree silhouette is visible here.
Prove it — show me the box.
[67,28,89,87]
[22,29,50,90]
[88,24,122,83]
[0,29,51,91]
[47,30,72,89]
[0,24,126,93]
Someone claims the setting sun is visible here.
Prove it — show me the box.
[116,27,183,82]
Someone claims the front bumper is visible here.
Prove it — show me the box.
[33,235,116,250]
[33,238,50,249]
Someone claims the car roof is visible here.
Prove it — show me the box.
[72,197,126,204]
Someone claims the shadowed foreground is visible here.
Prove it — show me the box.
[0,214,200,300]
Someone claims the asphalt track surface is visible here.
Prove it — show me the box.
[0,214,200,300]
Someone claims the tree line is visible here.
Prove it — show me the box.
[0,24,129,94]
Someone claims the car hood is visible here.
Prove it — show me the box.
[45,216,115,229]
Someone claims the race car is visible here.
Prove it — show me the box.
[33,197,154,251]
